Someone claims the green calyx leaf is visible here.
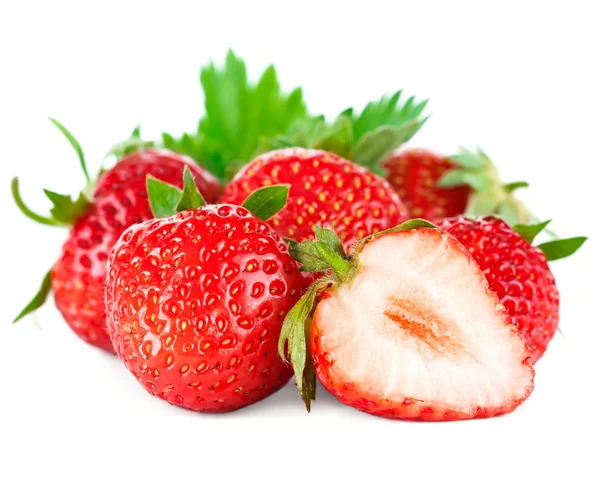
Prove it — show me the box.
[104,124,156,160]
[11,177,65,227]
[43,190,91,224]
[444,147,534,226]
[262,92,427,173]
[162,50,308,182]
[49,118,90,183]
[537,237,587,261]
[241,184,289,221]
[176,166,206,212]
[288,226,353,281]
[514,220,552,244]
[13,269,53,322]
[278,278,333,411]
[147,166,207,218]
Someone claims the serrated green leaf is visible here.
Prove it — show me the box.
[176,166,206,212]
[13,270,52,322]
[162,50,308,181]
[241,184,289,221]
[146,175,182,218]
[538,237,587,261]
[514,220,552,244]
[49,118,90,183]
[43,190,90,224]
[314,226,345,258]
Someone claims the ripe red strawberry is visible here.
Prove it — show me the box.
[12,121,221,351]
[279,222,535,420]
[384,148,531,225]
[221,148,409,249]
[105,177,305,412]
[438,216,586,362]
[384,149,469,220]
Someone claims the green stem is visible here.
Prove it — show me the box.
[11,177,64,227]
[315,241,353,282]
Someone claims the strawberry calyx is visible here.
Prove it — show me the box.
[11,119,93,228]
[279,219,436,411]
[262,92,428,176]
[436,147,533,226]
[513,220,587,261]
[146,166,290,221]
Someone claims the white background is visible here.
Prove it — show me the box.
[1,1,599,487]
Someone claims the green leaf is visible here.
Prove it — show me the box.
[49,118,90,183]
[354,119,425,172]
[395,219,438,231]
[538,237,587,261]
[314,226,345,258]
[176,166,206,212]
[288,241,331,273]
[504,181,529,192]
[437,169,494,191]
[162,50,308,181]
[11,177,65,227]
[104,124,155,160]
[278,280,331,411]
[13,270,53,322]
[146,175,183,218]
[43,190,90,224]
[448,147,489,170]
[514,220,552,244]
[241,184,289,221]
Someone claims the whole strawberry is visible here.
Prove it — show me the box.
[438,216,586,362]
[12,120,221,351]
[279,222,534,419]
[106,174,305,412]
[384,148,532,225]
[221,148,409,249]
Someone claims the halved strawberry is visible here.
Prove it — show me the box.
[279,222,535,420]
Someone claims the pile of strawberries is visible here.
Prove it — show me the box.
[11,52,586,421]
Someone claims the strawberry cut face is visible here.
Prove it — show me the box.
[310,228,535,420]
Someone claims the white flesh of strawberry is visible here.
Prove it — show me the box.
[314,229,533,413]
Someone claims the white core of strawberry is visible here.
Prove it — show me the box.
[313,230,533,413]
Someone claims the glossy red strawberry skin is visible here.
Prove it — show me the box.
[221,148,409,249]
[384,149,469,221]
[105,205,307,412]
[438,216,559,362]
[51,149,222,351]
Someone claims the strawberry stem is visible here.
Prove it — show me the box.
[11,177,65,227]
[314,241,353,282]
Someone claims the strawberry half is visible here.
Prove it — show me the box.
[221,148,409,249]
[279,221,535,420]
[106,172,306,412]
[11,120,221,351]
[438,216,586,362]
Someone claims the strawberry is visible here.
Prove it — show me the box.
[105,173,306,412]
[438,216,586,362]
[384,147,533,225]
[221,148,409,249]
[279,221,535,420]
[12,120,221,351]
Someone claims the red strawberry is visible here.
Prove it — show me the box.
[12,121,221,352]
[221,148,409,250]
[438,216,586,362]
[279,222,535,420]
[105,177,305,412]
[384,149,469,220]
[384,148,532,225]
